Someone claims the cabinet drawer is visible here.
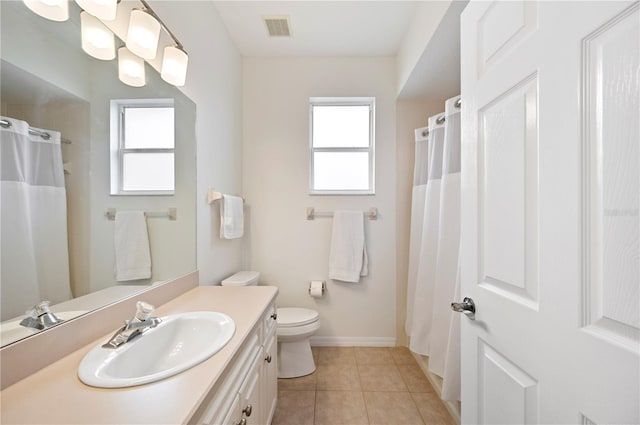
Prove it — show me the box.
[263,302,277,341]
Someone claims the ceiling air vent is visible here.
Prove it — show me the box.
[263,15,292,37]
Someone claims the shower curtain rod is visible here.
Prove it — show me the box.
[419,98,462,138]
[0,119,72,144]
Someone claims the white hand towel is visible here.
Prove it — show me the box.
[329,211,368,282]
[220,194,244,239]
[114,211,151,281]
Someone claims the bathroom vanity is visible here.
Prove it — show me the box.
[0,284,278,425]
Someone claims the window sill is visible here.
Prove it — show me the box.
[110,191,175,196]
[308,190,375,196]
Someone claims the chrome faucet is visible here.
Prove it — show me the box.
[19,301,64,330]
[102,301,162,349]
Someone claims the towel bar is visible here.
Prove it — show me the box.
[207,188,245,205]
[105,208,177,221]
[306,207,378,221]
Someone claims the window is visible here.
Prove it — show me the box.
[110,99,175,195]
[309,97,375,195]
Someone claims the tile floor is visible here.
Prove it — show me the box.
[272,347,456,425]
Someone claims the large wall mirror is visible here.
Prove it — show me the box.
[0,1,197,347]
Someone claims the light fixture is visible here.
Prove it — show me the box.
[161,46,188,87]
[118,47,145,87]
[22,0,188,88]
[81,12,115,60]
[22,0,68,21]
[126,8,161,60]
[75,0,118,21]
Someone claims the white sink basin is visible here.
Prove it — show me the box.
[78,311,235,388]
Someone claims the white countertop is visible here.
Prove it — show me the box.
[0,286,278,425]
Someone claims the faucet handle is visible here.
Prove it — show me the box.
[134,301,155,321]
[25,301,51,317]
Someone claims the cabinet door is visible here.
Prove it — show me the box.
[263,329,278,425]
[219,394,241,425]
[240,349,263,425]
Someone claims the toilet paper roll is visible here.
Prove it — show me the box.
[309,280,325,298]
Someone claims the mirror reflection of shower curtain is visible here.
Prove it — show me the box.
[1,117,71,321]
[406,95,462,402]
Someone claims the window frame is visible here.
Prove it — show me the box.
[110,98,175,196]
[308,97,375,195]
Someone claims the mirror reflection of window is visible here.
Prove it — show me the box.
[110,99,175,195]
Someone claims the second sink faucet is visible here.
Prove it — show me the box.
[102,301,162,349]
[19,301,64,330]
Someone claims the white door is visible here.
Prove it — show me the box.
[460,1,640,424]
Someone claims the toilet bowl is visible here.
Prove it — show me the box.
[220,271,320,379]
[276,307,320,378]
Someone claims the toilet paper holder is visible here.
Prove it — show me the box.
[308,280,326,296]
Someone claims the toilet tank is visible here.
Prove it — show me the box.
[220,271,260,286]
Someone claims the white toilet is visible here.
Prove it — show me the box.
[221,271,320,379]
[220,270,260,287]
[276,307,320,378]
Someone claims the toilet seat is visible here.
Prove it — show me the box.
[277,307,319,328]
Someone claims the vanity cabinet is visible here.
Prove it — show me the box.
[0,286,280,425]
[239,348,264,424]
[263,304,278,423]
[191,301,278,425]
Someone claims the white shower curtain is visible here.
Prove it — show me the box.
[407,95,462,402]
[1,117,71,321]
[408,113,445,356]
[405,126,429,337]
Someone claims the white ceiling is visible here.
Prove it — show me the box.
[212,1,420,57]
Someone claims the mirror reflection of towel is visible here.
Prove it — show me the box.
[220,195,244,239]
[329,211,368,282]
[114,211,151,281]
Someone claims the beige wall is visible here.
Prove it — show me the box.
[243,57,397,344]
[395,99,446,346]
[396,1,451,96]
[153,1,246,286]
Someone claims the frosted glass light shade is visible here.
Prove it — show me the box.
[126,9,161,60]
[81,12,115,60]
[75,0,117,21]
[118,47,145,87]
[161,46,189,87]
[22,0,68,21]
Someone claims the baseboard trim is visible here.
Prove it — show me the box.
[411,351,461,425]
[310,336,396,347]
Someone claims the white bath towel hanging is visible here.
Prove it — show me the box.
[220,194,244,239]
[329,211,368,282]
[114,211,151,281]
